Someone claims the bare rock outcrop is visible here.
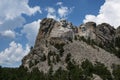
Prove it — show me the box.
[22,18,120,75]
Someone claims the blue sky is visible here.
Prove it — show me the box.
[27,0,104,25]
[0,0,120,67]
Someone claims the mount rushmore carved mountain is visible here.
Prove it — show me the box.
[21,18,120,80]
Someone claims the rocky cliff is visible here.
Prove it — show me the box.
[22,18,120,78]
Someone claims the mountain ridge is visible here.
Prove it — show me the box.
[21,18,120,79]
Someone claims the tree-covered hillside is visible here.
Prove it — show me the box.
[0,60,120,80]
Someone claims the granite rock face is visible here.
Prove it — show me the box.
[78,22,116,47]
[77,22,96,39]
[116,26,120,37]
[22,18,120,74]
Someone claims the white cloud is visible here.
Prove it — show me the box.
[58,6,70,18]
[83,0,120,28]
[0,0,41,22]
[0,0,41,33]
[0,30,15,38]
[47,13,57,19]
[0,16,25,31]
[57,4,73,19]
[56,2,63,6]
[46,7,57,19]
[22,19,41,45]
[0,41,30,67]
[0,0,41,67]
[46,7,55,13]
[46,3,74,20]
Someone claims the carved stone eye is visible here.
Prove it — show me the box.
[82,27,86,32]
